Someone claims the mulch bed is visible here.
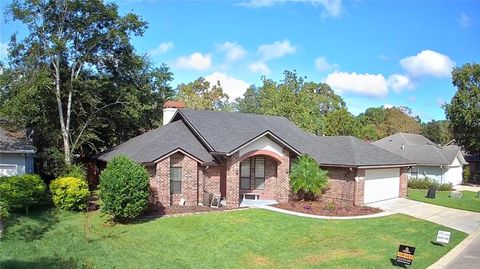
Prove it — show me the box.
[273,200,382,217]
[145,205,229,217]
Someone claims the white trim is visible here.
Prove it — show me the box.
[153,148,203,164]
[0,150,35,154]
[227,131,300,157]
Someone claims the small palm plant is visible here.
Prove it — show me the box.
[290,155,328,201]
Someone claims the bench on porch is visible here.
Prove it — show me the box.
[242,192,260,200]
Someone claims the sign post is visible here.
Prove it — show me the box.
[395,244,415,267]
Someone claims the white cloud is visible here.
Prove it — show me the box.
[0,41,8,60]
[205,72,251,100]
[249,62,271,75]
[175,52,212,70]
[400,50,455,78]
[217,41,246,61]
[383,104,394,109]
[325,71,388,97]
[387,74,414,93]
[239,0,342,18]
[458,13,471,28]
[315,57,339,72]
[148,42,174,57]
[258,39,296,61]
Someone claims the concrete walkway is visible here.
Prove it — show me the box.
[368,198,480,234]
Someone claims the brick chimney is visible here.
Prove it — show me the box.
[163,100,185,125]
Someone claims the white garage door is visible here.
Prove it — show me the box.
[364,168,400,204]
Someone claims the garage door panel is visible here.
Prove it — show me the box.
[364,168,400,204]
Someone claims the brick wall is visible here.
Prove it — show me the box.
[203,165,221,195]
[149,152,199,207]
[354,169,365,206]
[226,152,240,208]
[321,167,356,204]
[399,167,408,198]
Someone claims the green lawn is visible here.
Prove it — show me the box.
[408,189,480,212]
[0,209,467,269]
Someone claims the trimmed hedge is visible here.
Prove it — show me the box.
[99,155,149,220]
[0,174,47,214]
[50,177,90,211]
[408,177,453,191]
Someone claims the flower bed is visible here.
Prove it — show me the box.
[274,200,382,216]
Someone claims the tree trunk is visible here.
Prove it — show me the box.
[54,60,72,167]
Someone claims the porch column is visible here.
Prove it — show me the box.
[353,168,365,206]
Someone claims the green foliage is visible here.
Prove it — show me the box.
[0,174,46,213]
[235,85,259,114]
[445,63,480,154]
[60,164,87,181]
[408,177,453,191]
[289,155,329,201]
[177,77,229,110]
[49,177,89,211]
[324,108,358,136]
[99,155,149,220]
[421,120,453,145]
[463,165,471,183]
[0,200,9,220]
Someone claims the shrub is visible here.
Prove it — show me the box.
[290,155,328,201]
[50,177,89,211]
[408,177,454,191]
[99,155,149,220]
[408,177,432,189]
[463,165,470,183]
[0,200,9,220]
[60,164,87,181]
[0,174,46,214]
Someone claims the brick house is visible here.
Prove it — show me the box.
[97,102,412,208]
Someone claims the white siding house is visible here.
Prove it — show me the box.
[374,133,467,186]
[0,126,35,176]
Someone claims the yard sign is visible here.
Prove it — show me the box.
[395,244,415,267]
[436,230,451,244]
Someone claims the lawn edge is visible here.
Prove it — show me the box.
[427,230,480,269]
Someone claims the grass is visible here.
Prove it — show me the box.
[408,189,480,212]
[0,209,467,269]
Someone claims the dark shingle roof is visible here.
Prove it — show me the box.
[176,109,411,167]
[97,109,412,167]
[373,133,465,166]
[96,120,213,163]
[0,127,35,152]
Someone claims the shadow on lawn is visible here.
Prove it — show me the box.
[0,256,86,269]
[2,209,58,241]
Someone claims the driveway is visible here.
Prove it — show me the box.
[368,198,480,234]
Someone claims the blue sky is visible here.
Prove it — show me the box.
[1,0,479,121]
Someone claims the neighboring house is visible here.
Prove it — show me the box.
[96,102,412,208]
[373,133,466,185]
[0,126,35,176]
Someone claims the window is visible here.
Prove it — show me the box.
[170,167,182,194]
[254,157,265,189]
[240,160,250,190]
[239,157,265,190]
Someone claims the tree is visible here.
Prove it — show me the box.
[324,108,359,136]
[177,77,229,110]
[289,155,328,201]
[235,85,260,114]
[421,120,453,145]
[445,63,480,154]
[0,174,46,214]
[358,106,421,139]
[99,155,149,220]
[5,0,147,166]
